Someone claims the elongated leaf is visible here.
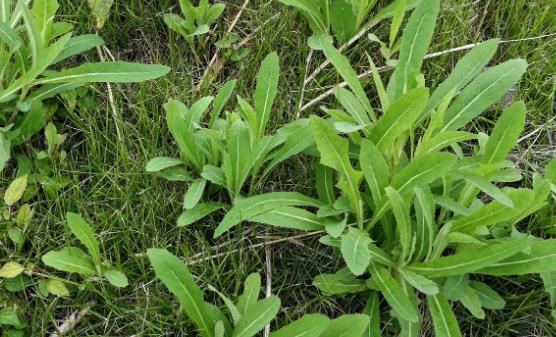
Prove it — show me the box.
[319,314,370,337]
[427,39,499,112]
[398,268,439,295]
[4,175,27,206]
[66,212,101,268]
[251,207,323,231]
[428,293,463,337]
[147,249,214,337]
[177,202,221,227]
[385,187,412,261]
[278,0,327,34]
[469,281,505,310]
[369,88,429,151]
[254,52,279,140]
[36,62,170,84]
[360,139,389,206]
[104,269,129,288]
[363,292,381,337]
[451,169,513,207]
[264,125,314,178]
[330,0,356,43]
[413,186,435,261]
[417,131,476,156]
[214,192,322,237]
[209,79,236,128]
[183,178,206,209]
[316,164,336,204]
[53,34,105,63]
[313,268,367,295]
[391,152,457,194]
[369,263,419,323]
[483,101,526,164]
[341,227,371,275]
[387,0,440,100]
[406,239,529,277]
[224,120,252,196]
[146,157,183,172]
[237,273,261,315]
[442,59,527,131]
[477,239,556,275]
[269,314,329,337]
[42,247,96,275]
[232,296,280,337]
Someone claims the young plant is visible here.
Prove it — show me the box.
[164,0,225,46]
[147,53,316,228]
[41,212,129,288]
[217,0,556,335]
[147,248,371,337]
[278,0,418,43]
[0,0,170,172]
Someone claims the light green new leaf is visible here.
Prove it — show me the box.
[387,0,440,100]
[214,192,322,237]
[178,202,222,227]
[183,178,206,209]
[269,314,329,337]
[369,88,429,151]
[407,239,529,277]
[360,139,390,206]
[254,52,279,140]
[146,157,183,172]
[4,174,27,206]
[209,79,237,128]
[36,62,171,84]
[442,59,527,131]
[392,152,457,194]
[330,0,356,44]
[237,273,261,315]
[451,169,514,207]
[469,281,505,310]
[104,269,128,288]
[147,249,214,337]
[398,268,439,295]
[320,314,370,337]
[460,287,485,319]
[385,187,412,261]
[369,263,419,323]
[42,247,96,275]
[313,268,367,295]
[417,131,476,156]
[251,207,323,231]
[224,120,252,196]
[66,212,101,268]
[53,34,105,63]
[413,186,435,261]
[232,296,280,337]
[334,87,371,127]
[428,293,463,337]
[341,227,371,276]
[483,101,526,164]
[477,239,556,275]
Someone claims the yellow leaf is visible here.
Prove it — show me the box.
[4,175,28,206]
[0,262,25,278]
[15,204,33,225]
[47,279,70,297]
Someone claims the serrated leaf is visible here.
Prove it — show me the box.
[341,227,371,276]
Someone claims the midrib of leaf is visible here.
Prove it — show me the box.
[402,14,426,94]
[36,70,158,84]
[266,210,320,224]
[486,253,556,269]
[431,295,453,337]
[50,258,92,274]
[442,71,515,131]
[373,266,413,321]
[257,63,277,139]
[375,100,420,148]
[234,303,276,337]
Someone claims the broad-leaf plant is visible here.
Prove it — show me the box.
[215,0,556,335]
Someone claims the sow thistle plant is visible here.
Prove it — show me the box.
[148,248,372,337]
[147,53,316,228]
[0,0,170,172]
[164,0,225,46]
[215,0,556,335]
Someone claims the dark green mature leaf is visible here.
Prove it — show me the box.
[224,120,252,196]
[66,212,101,268]
[42,247,96,275]
[232,296,280,337]
[369,263,419,323]
[477,239,556,275]
[387,0,440,100]
[391,152,457,194]
[320,314,370,337]
[428,293,463,337]
[341,227,371,275]
[441,59,527,131]
[314,268,367,295]
[407,239,529,277]
[147,249,214,337]
[483,101,526,164]
[269,314,329,337]
[398,268,439,295]
[369,88,429,151]
[165,99,202,170]
[417,131,476,156]
[254,52,279,140]
[214,192,322,237]
[330,0,356,44]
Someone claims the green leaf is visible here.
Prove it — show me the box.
[253,52,279,141]
[269,314,329,337]
[413,186,435,261]
[66,212,101,268]
[237,273,261,315]
[0,308,26,329]
[406,239,529,277]
[360,139,389,206]
[251,207,323,231]
[476,239,556,275]
[183,178,206,210]
[165,99,202,171]
[4,175,27,206]
[41,247,96,275]
[209,79,236,128]
[310,115,363,223]
[398,268,439,295]
[316,164,336,204]
[214,192,322,237]
[319,314,370,337]
[427,39,499,112]
[450,169,514,207]
[104,269,128,288]
[387,0,440,100]
[53,34,105,63]
[385,186,412,261]
[441,59,527,131]
[0,262,25,278]
[178,202,222,227]
[363,292,381,337]
[443,275,469,301]
[313,268,366,295]
[263,125,314,178]
[417,131,476,156]
[146,157,183,172]
[278,0,327,34]
[87,0,114,29]
[47,279,70,297]
[341,227,371,276]
[224,120,252,196]
[460,286,485,319]
[334,86,371,127]
[369,88,429,151]
[36,62,171,84]
[469,281,505,310]
[232,296,280,337]
[427,293,463,337]
[369,263,419,323]
[391,152,457,194]
[147,249,214,337]
[330,0,356,44]
[208,284,242,325]
[483,101,526,164]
